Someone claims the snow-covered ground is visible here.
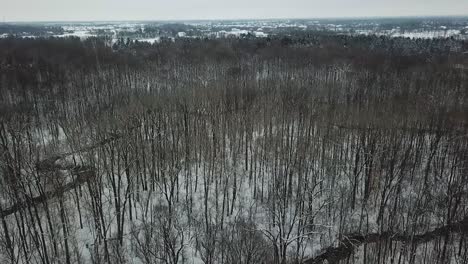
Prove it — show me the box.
[4,18,467,41]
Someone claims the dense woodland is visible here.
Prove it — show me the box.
[1,34,468,264]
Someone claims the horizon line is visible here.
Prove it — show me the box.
[3,14,468,24]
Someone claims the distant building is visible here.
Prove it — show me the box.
[254,31,268,38]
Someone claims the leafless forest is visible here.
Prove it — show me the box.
[1,35,468,264]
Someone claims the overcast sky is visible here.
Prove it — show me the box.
[1,0,468,22]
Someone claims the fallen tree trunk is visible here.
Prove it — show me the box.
[0,166,94,218]
[303,216,468,264]
[35,134,123,172]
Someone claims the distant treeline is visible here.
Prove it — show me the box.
[0,24,64,36]
[1,33,467,75]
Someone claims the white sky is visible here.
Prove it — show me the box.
[1,0,468,22]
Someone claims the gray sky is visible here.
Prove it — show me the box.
[1,0,468,22]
